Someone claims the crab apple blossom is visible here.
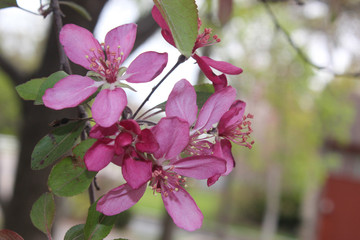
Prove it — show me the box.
[151,6,242,91]
[96,117,227,231]
[43,23,168,127]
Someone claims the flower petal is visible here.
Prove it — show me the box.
[162,186,203,231]
[97,183,147,216]
[43,75,98,110]
[84,141,114,171]
[193,54,227,89]
[151,117,189,162]
[105,23,137,65]
[122,154,152,189]
[60,24,104,70]
[193,86,236,132]
[151,6,176,46]
[171,155,226,180]
[218,100,246,135]
[166,79,198,126]
[136,129,159,153]
[124,51,168,83]
[89,123,119,139]
[92,88,127,127]
[119,119,141,135]
[200,56,243,75]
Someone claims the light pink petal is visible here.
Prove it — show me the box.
[136,129,159,153]
[97,183,147,216]
[151,6,176,46]
[105,23,137,65]
[84,141,114,171]
[92,88,127,127]
[200,56,243,75]
[124,52,168,83]
[43,75,98,110]
[171,155,226,180]
[162,186,203,231]
[194,86,236,132]
[60,24,104,70]
[122,155,152,189]
[165,79,198,126]
[151,117,189,163]
[218,100,246,135]
[89,124,118,139]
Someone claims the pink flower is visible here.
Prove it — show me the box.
[84,119,159,175]
[43,24,168,127]
[96,117,227,231]
[151,6,242,91]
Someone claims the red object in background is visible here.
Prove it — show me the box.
[317,174,360,240]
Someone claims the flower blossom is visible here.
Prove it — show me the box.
[151,6,242,91]
[96,117,227,231]
[43,23,168,127]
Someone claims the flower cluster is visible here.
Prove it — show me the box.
[42,6,253,232]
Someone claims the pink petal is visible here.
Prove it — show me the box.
[171,155,226,180]
[97,183,147,216]
[104,23,137,65]
[124,52,168,83]
[136,129,159,153]
[193,54,226,87]
[89,123,119,139]
[194,86,236,132]
[151,6,176,46]
[122,154,152,189]
[200,56,243,75]
[166,79,198,126]
[119,119,141,135]
[162,186,203,231]
[84,141,114,171]
[151,117,189,163]
[92,88,127,127]
[43,75,98,110]
[218,100,246,135]
[115,132,133,148]
[60,24,104,70]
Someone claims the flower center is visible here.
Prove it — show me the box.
[149,165,186,197]
[193,28,221,52]
[222,113,254,149]
[85,44,124,84]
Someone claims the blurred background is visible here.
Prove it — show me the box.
[1,0,360,239]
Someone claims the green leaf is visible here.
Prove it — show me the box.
[31,121,86,170]
[15,78,46,101]
[48,157,96,197]
[30,193,55,236]
[84,201,118,240]
[154,0,198,57]
[73,138,97,160]
[193,83,214,93]
[35,71,68,105]
[194,84,214,110]
[59,1,92,21]
[0,229,24,240]
[64,224,85,240]
[0,0,18,9]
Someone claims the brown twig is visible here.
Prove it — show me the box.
[261,0,360,78]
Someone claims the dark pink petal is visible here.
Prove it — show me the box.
[194,86,236,132]
[119,119,141,135]
[89,123,119,139]
[92,88,127,127]
[60,24,104,70]
[162,185,203,231]
[193,54,226,87]
[136,129,159,153]
[112,154,124,166]
[151,117,189,163]
[122,155,152,189]
[97,183,147,216]
[105,23,137,65]
[43,75,98,110]
[151,6,176,46]
[115,132,133,148]
[124,52,168,83]
[84,141,114,171]
[207,175,220,187]
[200,56,243,75]
[166,79,198,126]
[171,155,226,179]
[218,100,246,135]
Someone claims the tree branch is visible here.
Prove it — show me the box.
[261,0,360,78]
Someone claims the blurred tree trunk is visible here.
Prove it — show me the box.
[2,1,106,238]
[260,164,282,240]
